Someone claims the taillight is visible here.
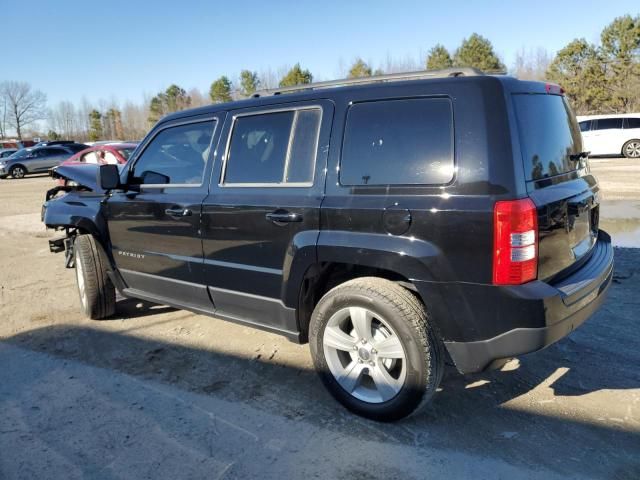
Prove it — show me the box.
[493,198,538,285]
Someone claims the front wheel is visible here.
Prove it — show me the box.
[309,277,444,421]
[9,165,26,179]
[74,234,116,319]
[623,140,640,159]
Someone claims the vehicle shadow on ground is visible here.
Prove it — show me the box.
[3,312,639,479]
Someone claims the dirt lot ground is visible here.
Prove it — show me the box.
[0,159,639,479]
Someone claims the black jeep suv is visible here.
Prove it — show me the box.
[42,68,613,421]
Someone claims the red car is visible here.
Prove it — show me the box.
[54,143,138,185]
[62,143,138,166]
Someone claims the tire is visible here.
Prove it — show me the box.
[74,234,116,319]
[309,277,444,421]
[9,165,26,179]
[622,140,640,159]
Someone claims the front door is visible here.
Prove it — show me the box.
[105,114,223,311]
[201,101,333,333]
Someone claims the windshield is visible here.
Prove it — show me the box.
[117,148,135,161]
[513,94,582,181]
[8,149,30,159]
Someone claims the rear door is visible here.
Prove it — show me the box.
[591,118,624,155]
[513,93,600,281]
[200,101,333,333]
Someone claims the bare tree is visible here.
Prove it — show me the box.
[0,81,47,140]
[513,47,552,81]
[0,97,7,139]
[48,101,78,139]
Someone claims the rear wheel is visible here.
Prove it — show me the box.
[74,235,116,319]
[623,140,640,159]
[309,277,444,421]
[9,165,26,179]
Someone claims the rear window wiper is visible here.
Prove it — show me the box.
[569,151,590,162]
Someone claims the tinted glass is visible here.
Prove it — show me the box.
[340,98,454,186]
[595,118,623,130]
[9,149,29,159]
[132,121,215,185]
[117,148,135,160]
[625,118,640,129]
[285,109,321,183]
[513,94,582,181]
[224,111,294,184]
[579,121,591,132]
[65,144,89,153]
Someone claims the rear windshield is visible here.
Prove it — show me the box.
[513,94,582,181]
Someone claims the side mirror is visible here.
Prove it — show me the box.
[140,170,170,185]
[98,164,121,190]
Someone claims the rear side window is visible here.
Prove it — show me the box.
[340,98,454,186]
[513,94,582,181]
[625,118,640,129]
[223,107,321,185]
[595,118,623,130]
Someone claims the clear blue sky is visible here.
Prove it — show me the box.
[4,0,638,106]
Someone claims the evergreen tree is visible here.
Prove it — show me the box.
[279,63,313,87]
[600,15,640,111]
[426,44,453,70]
[453,33,505,72]
[239,70,259,97]
[88,110,103,141]
[546,39,607,114]
[348,58,372,78]
[209,76,233,103]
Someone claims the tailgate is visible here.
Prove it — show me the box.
[513,92,600,281]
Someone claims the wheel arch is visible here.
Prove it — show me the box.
[288,232,452,343]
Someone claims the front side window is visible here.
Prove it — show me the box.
[340,98,454,186]
[595,118,623,130]
[223,107,321,185]
[579,121,591,132]
[132,121,215,185]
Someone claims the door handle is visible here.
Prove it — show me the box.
[265,209,303,224]
[165,207,192,217]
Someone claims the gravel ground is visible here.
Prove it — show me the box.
[0,166,638,479]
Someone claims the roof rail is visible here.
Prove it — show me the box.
[252,67,485,98]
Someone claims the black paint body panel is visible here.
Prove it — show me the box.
[42,75,613,373]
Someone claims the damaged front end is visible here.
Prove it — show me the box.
[43,164,111,268]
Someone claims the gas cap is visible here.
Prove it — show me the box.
[382,206,412,235]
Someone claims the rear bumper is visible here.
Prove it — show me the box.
[435,231,614,373]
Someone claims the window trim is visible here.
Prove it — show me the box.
[594,118,623,131]
[339,96,455,187]
[128,117,219,189]
[219,105,323,188]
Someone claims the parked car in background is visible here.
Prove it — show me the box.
[35,140,76,147]
[577,114,640,158]
[62,143,138,166]
[0,148,17,158]
[54,143,138,185]
[0,144,88,179]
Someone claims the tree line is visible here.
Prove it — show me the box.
[0,14,637,141]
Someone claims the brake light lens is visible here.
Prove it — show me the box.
[493,198,538,285]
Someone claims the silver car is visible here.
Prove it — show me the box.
[0,144,86,179]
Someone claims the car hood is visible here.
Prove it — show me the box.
[51,164,124,192]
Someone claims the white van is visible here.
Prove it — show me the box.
[577,114,640,158]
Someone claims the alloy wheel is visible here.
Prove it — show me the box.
[625,142,640,158]
[322,306,407,403]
